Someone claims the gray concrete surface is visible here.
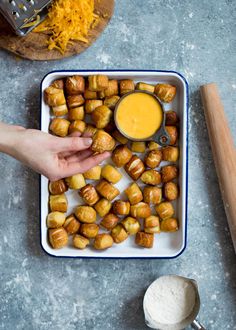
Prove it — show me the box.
[0,0,236,329]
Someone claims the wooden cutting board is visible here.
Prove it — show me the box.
[0,0,114,61]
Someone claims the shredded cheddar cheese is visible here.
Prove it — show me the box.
[33,0,99,54]
[22,15,40,28]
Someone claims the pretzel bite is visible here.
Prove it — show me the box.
[144,216,160,234]
[52,104,68,117]
[84,124,98,137]
[113,200,130,216]
[67,95,85,109]
[140,169,161,185]
[51,79,64,89]
[98,90,105,99]
[93,233,113,250]
[63,214,80,235]
[131,142,146,153]
[69,120,86,134]
[49,228,68,249]
[103,80,119,97]
[165,111,179,126]
[49,179,68,195]
[111,224,128,243]
[155,202,174,220]
[65,75,85,95]
[73,234,90,249]
[160,218,179,232]
[101,164,122,184]
[47,212,66,228]
[85,100,103,114]
[104,95,120,109]
[154,84,176,103]
[161,165,178,183]
[143,186,162,204]
[91,105,112,129]
[88,75,109,92]
[75,206,96,223]
[165,126,178,145]
[80,223,99,238]
[163,182,178,201]
[125,183,143,205]
[96,180,120,201]
[80,184,100,206]
[148,141,160,151]
[162,146,179,162]
[44,86,66,107]
[91,130,115,153]
[130,202,151,218]
[125,155,145,180]
[84,88,97,100]
[65,174,86,190]
[135,232,154,248]
[145,150,162,168]
[136,82,155,93]
[50,118,70,137]
[94,198,112,217]
[112,145,132,167]
[68,106,84,121]
[121,217,140,235]
[84,166,101,180]
[49,194,68,213]
[112,130,128,144]
[100,213,119,230]
[119,79,135,95]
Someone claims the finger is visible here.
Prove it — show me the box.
[68,132,82,138]
[52,136,93,152]
[57,132,89,157]
[59,141,88,158]
[61,152,111,177]
[59,150,78,158]
[65,149,93,163]
[83,131,93,138]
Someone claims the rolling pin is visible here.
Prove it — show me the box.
[200,83,236,253]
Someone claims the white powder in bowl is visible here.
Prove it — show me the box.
[143,275,196,327]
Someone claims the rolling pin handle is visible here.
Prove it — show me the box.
[200,83,236,253]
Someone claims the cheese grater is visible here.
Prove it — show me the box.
[0,0,52,36]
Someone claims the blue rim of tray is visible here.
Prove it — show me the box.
[39,69,189,259]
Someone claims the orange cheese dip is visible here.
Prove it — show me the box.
[116,92,163,140]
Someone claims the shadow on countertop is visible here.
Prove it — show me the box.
[121,289,148,330]
[24,82,44,258]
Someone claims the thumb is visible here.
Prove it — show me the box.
[52,136,93,152]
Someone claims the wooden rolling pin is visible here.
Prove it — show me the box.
[200,83,236,253]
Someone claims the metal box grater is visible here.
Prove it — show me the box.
[0,0,52,36]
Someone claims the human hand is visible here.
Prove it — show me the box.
[0,123,110,181]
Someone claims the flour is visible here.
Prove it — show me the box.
[143,275,196,328]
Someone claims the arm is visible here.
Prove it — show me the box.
[0,122,110,181]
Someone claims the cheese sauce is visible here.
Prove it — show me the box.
[116,92,163,140]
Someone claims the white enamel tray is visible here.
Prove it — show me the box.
[40,70,189,258]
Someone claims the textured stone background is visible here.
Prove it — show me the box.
[0,0,236,329]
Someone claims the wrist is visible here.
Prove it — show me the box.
[0,122,25,155]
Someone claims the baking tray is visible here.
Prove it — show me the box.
[40,70,189,258]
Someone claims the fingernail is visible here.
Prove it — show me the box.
[85,138,93,146]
